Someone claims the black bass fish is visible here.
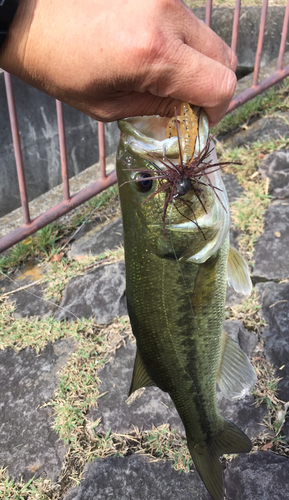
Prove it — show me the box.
[116,104,256,500]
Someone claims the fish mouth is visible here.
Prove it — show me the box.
[118,105,209,161]
[118,104,230,263]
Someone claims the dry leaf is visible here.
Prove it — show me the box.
[49,252,64,262]
[274,231,281,238]
[261,442,273,451]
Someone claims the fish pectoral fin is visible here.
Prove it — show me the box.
[227,245,252,296]
[188,421,251,500]
[128,349,155,396]
[217,330,257,401]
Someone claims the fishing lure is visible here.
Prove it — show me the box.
[119,104,240,237]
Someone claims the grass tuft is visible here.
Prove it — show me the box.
[215,78,289,137]
[217,137,289,260]
[225,288,266,332]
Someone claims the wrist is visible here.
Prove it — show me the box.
[0,0,20,48]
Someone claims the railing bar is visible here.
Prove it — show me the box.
[56,100,70,201]
[205,0,212,27]
[98,121,106,178]
[253,0,268,86]
[231,0,241,54]
[0,170,117,253]
[4,72,30,225]
[227,64,289,112]
[277,0,289,70]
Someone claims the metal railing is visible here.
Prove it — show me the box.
[0,0,289,253]
[225,0,289,111]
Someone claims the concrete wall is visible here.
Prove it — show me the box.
[193,6,289,75]
[0,6,288,217]
[0,72,119,217]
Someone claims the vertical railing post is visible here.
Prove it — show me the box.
[4,71,30,225]
[56,100,70,201]
[252,0,268,86]
[205,0,212,27]
[231,0,241,54]
[277,0,289,70]
[98,121,106,179]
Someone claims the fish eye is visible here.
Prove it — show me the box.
[135,172,153,192]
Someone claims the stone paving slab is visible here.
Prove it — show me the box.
[252,200,289,280]
[221,112,289,149]
[259,149,289,199]
[69,217,123,259]
[0,263,57,318]
[63,450,289,500]
[88,341,184,435]
[63,454,212,500]
[257,281,289,404]
[55,261,127,323]
[224,320,258,357]
[225,451,289,500]
[0,338,76,482]
[222,173,244,203]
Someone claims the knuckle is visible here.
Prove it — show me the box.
[223,68,237,100]
[230,51,238,73]
[134,29,165,64]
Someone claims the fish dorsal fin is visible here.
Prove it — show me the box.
[128,349,155,396]
[217,331,257,401]
[187,420,251,500]
[227,245,252,296]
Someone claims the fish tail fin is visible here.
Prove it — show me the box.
[187,420,252,500]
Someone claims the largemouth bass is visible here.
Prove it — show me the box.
[116,104,256,500]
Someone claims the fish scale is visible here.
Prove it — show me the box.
[125,224,228,447]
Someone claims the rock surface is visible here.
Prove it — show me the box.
[222,173,244,203]
[0,339,76,481]
[224,320,258,357]
[64,450,289,500]
[69,217,123,259]
[0,263,56,318]
[220,113,289,149]
[55,261,127,323]
[252,200,289,280]
[88,341,185,435]
[63,454,212,500]
[256,282,289,403]
[259,149,289,199]
[225,452,289,500]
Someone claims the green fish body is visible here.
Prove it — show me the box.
[116,108,256,500]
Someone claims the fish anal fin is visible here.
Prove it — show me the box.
[227,245,252,296]
[217,330,257,401]
[128,349,155,396]
[187,420,251,500]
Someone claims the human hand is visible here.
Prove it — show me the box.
[0,0,237,127]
